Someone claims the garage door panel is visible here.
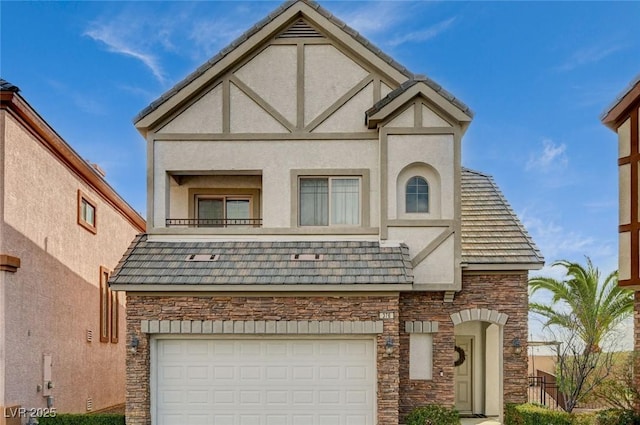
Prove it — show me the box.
[155,339,375,424]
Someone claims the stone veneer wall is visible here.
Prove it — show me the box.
[124,295,400,425]
[398,272,529,420]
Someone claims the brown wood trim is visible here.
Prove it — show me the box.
[0,92,145,232]
[630,108,639,285]
[0,254,21,272]
[99,266,111,343]
[619,156,631,166]
[77,189,97,234]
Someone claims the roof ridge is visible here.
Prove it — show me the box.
[461,167,491,178]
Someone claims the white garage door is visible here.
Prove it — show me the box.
[154,338,376,425]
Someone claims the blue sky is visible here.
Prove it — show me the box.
[2,1,639,348]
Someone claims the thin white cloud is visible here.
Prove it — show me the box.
[387,17,457,47]
[335,1,411,36]
[85,18,166,84]
[557,43,626,72]
[526,139,568,172]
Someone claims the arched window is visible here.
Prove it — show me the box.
[406,176,429,213]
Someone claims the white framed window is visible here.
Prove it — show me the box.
[299,177,360,226]
[405,176,429,213]
[196,195,251,226]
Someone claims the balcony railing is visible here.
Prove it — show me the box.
[166,218,263,227]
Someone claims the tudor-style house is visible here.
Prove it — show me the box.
[110,1,544,424]
[0,80,145,422]
[601,74,640,395]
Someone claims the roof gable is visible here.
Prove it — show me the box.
[366,77,473,132]
[134,0,470,135]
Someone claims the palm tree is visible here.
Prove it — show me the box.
[529,258,633,353]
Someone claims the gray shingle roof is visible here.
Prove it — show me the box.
[133,0,470,124]
[460,168,544,266]
[0,79,20,93]
[110,237,413,286]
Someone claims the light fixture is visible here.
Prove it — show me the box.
[512,337,522,354]
[129,336,140,354]
[385,337,394,355]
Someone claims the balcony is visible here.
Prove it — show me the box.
[162,172,263,232]
[166,218,262,227]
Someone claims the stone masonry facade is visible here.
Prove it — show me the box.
[125,295,400,425]
[124,272,528,425]
[398,272,529,420]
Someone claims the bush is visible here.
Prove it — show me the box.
[596,409,640,425]
[405,404,460,425]
[37,413,125,425]
[504,403,574,425]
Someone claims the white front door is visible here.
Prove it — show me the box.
[454,336,473,413]
[153,338,376,425]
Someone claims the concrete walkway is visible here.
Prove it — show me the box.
[460,417,501,425]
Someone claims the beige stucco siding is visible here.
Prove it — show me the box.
[620,163,631,225]
[422,105,452,127]
[386,134,455,220]
[313,83,374,133]
[235,45,298,125]
[158,84,223,134]
[619,231,631,281]
[154,139,379,228]
[1,111,140,412]
[304,44,368,126]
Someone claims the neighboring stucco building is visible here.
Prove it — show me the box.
[601,74,640,395]
[0,80,145,422]
[110,1,544,424]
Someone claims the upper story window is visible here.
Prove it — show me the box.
[196,195,252,227]
[299,177,360,226]
[78,190,97,234]
[405,176,429,213]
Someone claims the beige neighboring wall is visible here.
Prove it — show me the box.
[0,89,144,415]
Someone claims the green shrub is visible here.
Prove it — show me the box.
[405,404,460,425]
[596,409,640,425]
[37,413,125,425]
[504,403,573,425]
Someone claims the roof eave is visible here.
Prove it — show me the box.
[462,262,545,271]
[601,76,640,130]
[0,90,146,232]
[111,283,413,292]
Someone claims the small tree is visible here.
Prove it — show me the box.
[529,257,634,412]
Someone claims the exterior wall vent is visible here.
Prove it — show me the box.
[86,329,93,342]
[290,254,323,261]
[86,398,93,411]
[186,254,219,262]
[277,19,324,39]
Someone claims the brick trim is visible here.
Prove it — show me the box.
[450,308,508,326]
[404,321,439,333]
[140,319,384,335]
